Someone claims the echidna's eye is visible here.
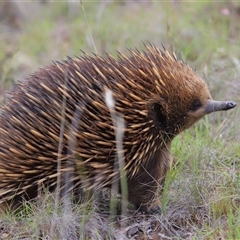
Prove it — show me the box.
[191,99,202,111]
[152,102,167,127]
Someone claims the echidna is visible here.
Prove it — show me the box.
[0,44,236,212]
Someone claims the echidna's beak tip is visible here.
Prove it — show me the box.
[226,101,237,110]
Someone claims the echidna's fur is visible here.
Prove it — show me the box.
[0,44,236,212]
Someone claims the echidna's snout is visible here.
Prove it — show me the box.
[205,100,236,113]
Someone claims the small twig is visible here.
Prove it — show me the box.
[105,89,128,220]
[79,0,97,54]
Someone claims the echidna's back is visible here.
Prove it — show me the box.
[0,58,109,203]
[0,49,154,205]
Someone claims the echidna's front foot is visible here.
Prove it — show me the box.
[139,204,161,214]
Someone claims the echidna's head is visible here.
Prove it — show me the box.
[140,46,236,140]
